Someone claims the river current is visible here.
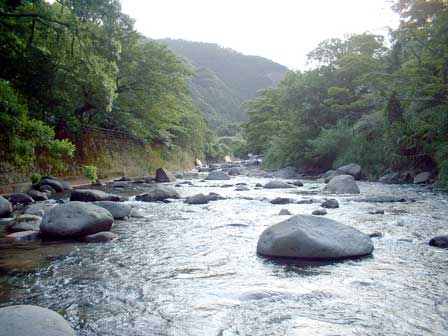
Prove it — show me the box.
[0,174,447,335]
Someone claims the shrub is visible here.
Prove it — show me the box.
[82,165,98,183]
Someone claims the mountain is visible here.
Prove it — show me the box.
[159,39,289,127]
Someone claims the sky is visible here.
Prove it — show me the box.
[120,0,399,70]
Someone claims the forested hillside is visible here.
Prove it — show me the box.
[243,0,448,186]
[0,0,208,183]
[160,38,288,127]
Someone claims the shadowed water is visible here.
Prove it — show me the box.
[0,176,447,335]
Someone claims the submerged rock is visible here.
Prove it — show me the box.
[312,209,327,216]
[378,172,401,184]
[278,209,292,216]
[257,214,374,260]
[70,189,121,202]
[135,185,180,202]
[81,231,117,243]
[185,193,209,204]
[321,199,339,208]
[155,168,176,182]
[351,196,408,203]
[0,305,76,336]
[94,201,132,219]
[263,181,294,189]
[324,175,360,194]
[205,171,231,180]
[235,185,250,191]
[323,170,338,183]
[0,196,13,218]
[207,192,225,201]
[7,214,41,232]
[40,202,113,239]
[429,235,448,248]
[25,202,57,217]
[6,231,40,241]
[270,197,292,205]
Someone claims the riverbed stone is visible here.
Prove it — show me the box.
[278,209,292,216]
[312,209,327,216]
[7,214,41,232]
[38,185,56,194]
[0,305,76,336]
[270,197,292,205]
[94,201,132,219]
[235,185,250,191]
[205,171,231,180]
[6,231,40,241]
[135,185,180,202]
[37,178,64,192]
[324,175,360,194]
[28,190,48,201]
[70,189,121,202]
[413,171,432,184]
[0,196,12,218]
[81,231,117,243]
[257,214,374,260]
[263,181,294,189]
[40,202,113,239]
[321,199,339,208]
[227,167,242,176]
[351,196,408,203]
[25,202,57,217]
[429,235,448,248]
[3,193,35,205]
[185,193,209,204]
[323,170,338,183]
[378,172,401,184]
[207,192,225,201]
[156,168,176,182]
[336,163,362,180]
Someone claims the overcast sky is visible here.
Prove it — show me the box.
[120,0,399,70]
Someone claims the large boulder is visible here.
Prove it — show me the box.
[135,185,180,202]
[0,196,12,218]
[378,172,401,184]
[324,175,360,194]
[37,178,64,192]
[155,168,176,182]
[0,305,76,336]
[257,214,374,260]
[7,214,42,232]
[321,199,339,208]
[94,201,132,219]
[3,193,34,205]
[205,171,231,180]
[38,185,56,194]
[336,163,362,180]
[40,202,113,239]
[227,167,242,176]
[263,181,294,189]
[413,171,432,184]
[70,189,120,202]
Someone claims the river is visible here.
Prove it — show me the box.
[0,171,447,335]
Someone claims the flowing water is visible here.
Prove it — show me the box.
[1,174,448,335]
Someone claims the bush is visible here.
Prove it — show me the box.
[82,165,98,183]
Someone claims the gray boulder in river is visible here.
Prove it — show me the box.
[135,185,180,202]
[413,171,432,184]
[336,163,362,180]
[3,193,34,205]
[323,170,338,183]
[185,193,209,204]
[0,305,76,336]
[263,181,294,189]
[155,168,176,182]
[40,201,113,239]
[378,172,401,184]
[324,175,360,194]
[70,189,121,202]
[257,214,374,260]
[429,235,448,248]
[0,196,12,218]
[94,201,132,219]
[205,171,231,180]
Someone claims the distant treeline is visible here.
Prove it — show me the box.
[0,0,209,177]
[242,0,448,186]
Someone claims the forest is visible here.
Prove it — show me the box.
[243,0,448,186]
[0,0,208,182]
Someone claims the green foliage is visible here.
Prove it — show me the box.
[82,165,98,183]
[30,173,41,186]
[243,1,448,185]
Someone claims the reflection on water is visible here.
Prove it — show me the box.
[0,177,448,335]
